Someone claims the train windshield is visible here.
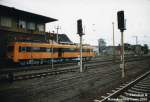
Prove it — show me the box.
[7,46,14,52]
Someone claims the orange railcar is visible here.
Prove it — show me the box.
[6,42,95,65]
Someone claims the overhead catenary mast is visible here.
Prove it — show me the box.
[55,25,61,43]
[133,36,138,45]
[112,22,115,62]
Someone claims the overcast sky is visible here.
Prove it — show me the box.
[1,0,150,46]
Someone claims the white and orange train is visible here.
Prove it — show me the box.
[6,41,96,65]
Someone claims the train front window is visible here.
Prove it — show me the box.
[7,46,14,52]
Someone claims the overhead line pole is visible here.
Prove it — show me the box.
[133,36,138,45]
[55,25,61,43]
[51,31,54,69]
[112,22,115,62]
[52,39,54,69]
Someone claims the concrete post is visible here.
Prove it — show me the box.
[121,31,125,78]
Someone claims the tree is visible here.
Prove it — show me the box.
[143,44,149,54]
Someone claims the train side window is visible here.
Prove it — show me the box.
[26,47,31,52]
[40,47,46,52]
[77,49,80,52]
[46,48,51,52]
[75,48,79,52]
[82,49,85,52]
[32,47,40,52]
[53,48,58,52]
[70,48,75,52]
[62,48,76,52]
[62,48,67,52]
[86,49,89,52]
[19,46,26,52]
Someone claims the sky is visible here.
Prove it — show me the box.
[1,0,150,46]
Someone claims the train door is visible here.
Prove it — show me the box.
[58,48,62,58]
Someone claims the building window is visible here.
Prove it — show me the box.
[0,16,12,27]
[27,22,35,30]
[37,24,44,32]
[19,20,26,29]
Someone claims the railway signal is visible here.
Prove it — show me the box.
[117,11,126,78]
[117,11,126,32]
[77,19,84,72]
[77,19,83,36]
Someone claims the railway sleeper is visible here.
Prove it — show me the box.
[124,92,147,98]
[127,89,145,95]
[134,85,150,90]
[139,78,150,82]
[138,81,150,85]
[119,95,147,102]
[136,83,150,87]
[137,83,150,87]
[131,87,150,93]
[13,67,109,81]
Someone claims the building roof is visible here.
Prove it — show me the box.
[58,34,73,44]
[0,5,57,23]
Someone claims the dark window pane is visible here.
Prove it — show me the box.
[7,46,14,52]
[26,47,31,52]
[19,46,26,52]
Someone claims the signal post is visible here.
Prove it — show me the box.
[117,11,126,78]
[77,19,84,72]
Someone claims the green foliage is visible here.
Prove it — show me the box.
[143,44,149,54]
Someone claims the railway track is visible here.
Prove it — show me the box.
[0,55,149,73]
[14,66,77,81]
[0,61,78,74]
[0,56,149,102]
[0,59,115,81]
[0,56,150,81]
[13,60,115,81]
[94,70,150,102]
[0,62,122,102]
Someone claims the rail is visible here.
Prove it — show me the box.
[94,70,150,102]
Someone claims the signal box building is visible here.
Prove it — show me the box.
[0,5,57,64]
[0,5,57,38]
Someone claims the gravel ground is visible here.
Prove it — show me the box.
[0,59,150,102]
